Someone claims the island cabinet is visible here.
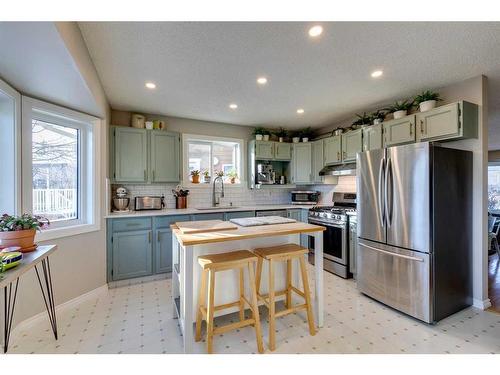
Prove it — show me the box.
[111,126,181,184]
[341,129,363,162]
[323,135,342,165]
[362,124,383,151]
[415,101,478,143]
[383,114,416,147]
[311,139,324,183]
[291,142,312,184]
[287,209,310,247]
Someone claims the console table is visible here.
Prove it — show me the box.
[0,245,58,353]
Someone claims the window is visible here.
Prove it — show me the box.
[22,97,101,239]
[489,164,500,212]
[183,134,244,185]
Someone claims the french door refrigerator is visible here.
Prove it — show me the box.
[356,142,472,323]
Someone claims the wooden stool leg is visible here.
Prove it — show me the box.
[239,267,245,321]
[298,256,316,336]
[247,262,264,354]
[268,259,276,351]
[255,256,263,295]
[285,259,292,309]
[195,269,208,342]
[206,269,216,354]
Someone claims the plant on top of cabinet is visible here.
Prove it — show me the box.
[190,169,200,184]
[414,90,442,112]
[386,99,414,119]
[253,126,266,141]
[273,127,288,142]
[262,128,271,141]
[370,110,387,125]
[352,112,371,128]
[291,130,301,143]
[300,127,314,142]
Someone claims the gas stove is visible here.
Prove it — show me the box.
[308,193,357,224]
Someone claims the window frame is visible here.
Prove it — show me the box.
[21,96,101,241]
[182,133,245,188]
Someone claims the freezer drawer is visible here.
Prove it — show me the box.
[357,239,431,323]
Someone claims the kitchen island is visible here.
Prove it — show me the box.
[171,220,325,353]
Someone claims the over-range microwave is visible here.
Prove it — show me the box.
[291,190,320,205]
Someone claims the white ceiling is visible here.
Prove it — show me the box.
[78,22,500,148]
[0,22,102,117]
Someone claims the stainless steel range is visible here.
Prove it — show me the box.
[307,192,356,278]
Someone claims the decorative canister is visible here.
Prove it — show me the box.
[131,114,145,128]
[145,121,154,130]
[176,196,187,209]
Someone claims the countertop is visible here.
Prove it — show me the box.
[171,221,325,246]
[104,204,315,219]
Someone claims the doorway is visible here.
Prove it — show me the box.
[487,164,500,313]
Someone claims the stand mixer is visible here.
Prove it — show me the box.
[113,187,130,212]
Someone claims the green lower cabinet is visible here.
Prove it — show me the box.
[287,209,301,221]
[224,211,255,220]
[112,229,153,280]
[191,213,225,221]
[155,228,172,274]
[287,209,310,248]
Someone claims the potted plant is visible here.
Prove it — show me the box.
[370,110,386,125]
[387,100,414,119]
[0,213,50,252]
[227,169,238,184]
[172,185,190,209]
[300,127,314,142]
[262,129,271,141]
[291,130,301,143]
[414,90,441,112]
[253,127,265,141]
[202,170,211,184]
[273,127,288,142]
[352,112,372,128]
[190,170,200,183]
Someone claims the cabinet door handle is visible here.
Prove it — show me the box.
[144,169,147,180]
[337,151,340,160]
[148,231,152,243]
[157,231,160,242]
[420,120,424,134]
[343,151,346,159]
[409,123,413,135]
[152,170,156,180]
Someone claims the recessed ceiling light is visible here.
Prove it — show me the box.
[145,82,156,89]
[297,108,305,114]
[229,103,238,109]
[308,25,323,38]
[257,77,268,85]
[371,70,383,78]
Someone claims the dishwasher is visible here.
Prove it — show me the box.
[255,210,287,218]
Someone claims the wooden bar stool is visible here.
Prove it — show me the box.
[254,243,315,351]
[195,250,264,354]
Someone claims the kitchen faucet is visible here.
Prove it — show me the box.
[212,175,225,207]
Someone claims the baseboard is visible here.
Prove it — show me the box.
[473,298,492,310]
[12,284,109,334]
[108,273,169,289]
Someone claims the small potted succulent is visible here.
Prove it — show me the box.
[0,213,50,252]
[352,112,372,129]
[227,169,238,184]
[190,169,200,183]
[370,110,386,125]
[262,129,271,141]
[202,170,211,184]
[387,100,414,119]
[291,130,301,143]
[300,127,314,142]
[273,127,288,142]
[253,127,266,141]
[414,90,441,112]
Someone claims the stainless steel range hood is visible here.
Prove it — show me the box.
[319,163,357,176]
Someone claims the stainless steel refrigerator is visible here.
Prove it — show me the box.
[356,142,472,323]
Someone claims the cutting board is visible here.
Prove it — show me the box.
[175,220,238,234]
[229,216,296,227]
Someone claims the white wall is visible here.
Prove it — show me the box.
[4,22,111,326]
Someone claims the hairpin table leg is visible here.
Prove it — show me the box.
[34,257,58,340]
[3,278,19,353]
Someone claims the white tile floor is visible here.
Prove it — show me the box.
[5,268,500,354]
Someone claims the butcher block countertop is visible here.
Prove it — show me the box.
[171,220,325,246]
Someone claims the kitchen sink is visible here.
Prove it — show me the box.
[195,206,240,210]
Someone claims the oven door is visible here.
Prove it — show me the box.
[308,218,347,265]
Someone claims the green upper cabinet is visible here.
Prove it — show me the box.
[114,127,148,182]
[311,140,324,183]
[111,126,181,184]
[255,140,274,160]
[341,129,363,162]
[362,124,383,151]
[292,143,312,184]
[324,135,342,165]
[383,114,416,147]
[151,131,180,182]
[415,101,478,143]
[274,142,292,160]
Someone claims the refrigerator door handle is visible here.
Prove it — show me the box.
[385,157,393,227]
[378,157,386,228]
[360,243,425,263]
